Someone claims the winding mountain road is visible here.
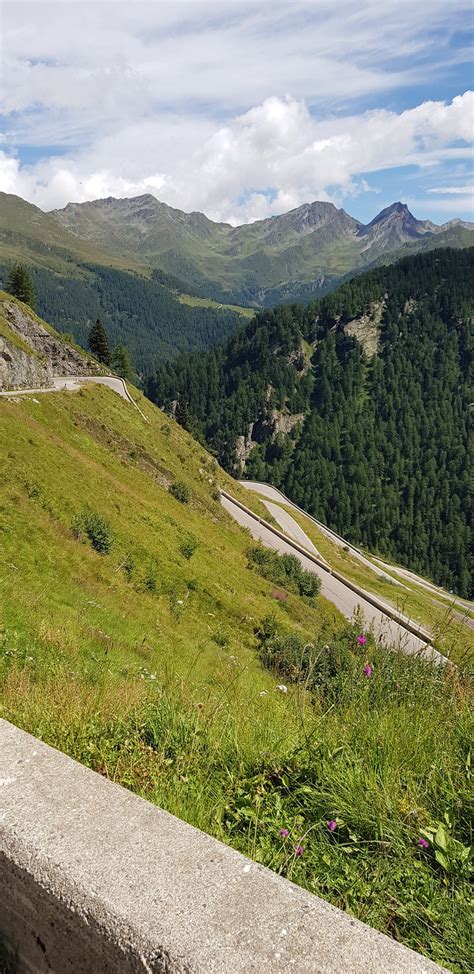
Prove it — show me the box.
[240,481,407,587]
[0,375,149,420]
[222,491,446,664]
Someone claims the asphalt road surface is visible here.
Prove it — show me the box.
[222,493,445,664]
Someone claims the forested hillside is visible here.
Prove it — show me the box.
[148,248,473,597]
[0,261,247,374]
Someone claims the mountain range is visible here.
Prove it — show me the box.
[1,191,473,315]
[51,194,473,305]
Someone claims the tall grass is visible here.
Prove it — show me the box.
[1,620,472,972]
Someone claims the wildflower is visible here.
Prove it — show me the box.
[276,684,288,693]
[295,845,304,856]
[418,837,429,849]
[363,664,373,677]
[357,634,367,646]
[328,819,337,832]
[259,690,269,697]
[279,828,290,838]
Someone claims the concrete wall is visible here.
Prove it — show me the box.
[1,719,446,973]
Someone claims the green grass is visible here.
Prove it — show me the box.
[0,383,472,971]
[178,293,254,317]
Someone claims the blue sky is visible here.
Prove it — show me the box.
[1,1,473,224]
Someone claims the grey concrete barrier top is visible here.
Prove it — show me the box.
[0,719,446,973]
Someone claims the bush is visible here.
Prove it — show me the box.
[169,480,190,504]
[212,626,230,648]
[180,534,198,560]
[247,545,321,598]
[71,509,112,555]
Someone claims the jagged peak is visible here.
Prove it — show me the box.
[365,201,414,227]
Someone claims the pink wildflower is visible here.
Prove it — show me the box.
[363,664,373,677]
[279,828,290,838]
[357,634,367,646]
[295,845,304,857]
[418,837,429,849]
[328,819,337,832]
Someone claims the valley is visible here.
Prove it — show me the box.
[0,237,472,974]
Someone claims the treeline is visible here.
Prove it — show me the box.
[147,249,473,596]
[0,262,244,374]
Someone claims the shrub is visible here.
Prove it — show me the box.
[247,545,321,598]
[169,480,190,504]
[71,509,112,555]
[180,534,198,560]
[212,626,230,648]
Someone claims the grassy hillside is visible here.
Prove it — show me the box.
[0,377,472,971]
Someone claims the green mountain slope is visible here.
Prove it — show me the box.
[51,193,474,305]
[0,193,251,372]
[148,248,474,597]
[1,304,472,968]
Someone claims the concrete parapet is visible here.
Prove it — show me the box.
[0,719,446,973]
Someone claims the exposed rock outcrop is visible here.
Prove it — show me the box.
[235,409,304,472]
[0,337,53,390]
[0,298,96,390]
[344,301,384,358]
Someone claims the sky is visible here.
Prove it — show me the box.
[1,0,473,225]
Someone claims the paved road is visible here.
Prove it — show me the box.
[222,493,445,664]
[0,381,451,662]
[262,500,326,562]
[1,374,130,401]
[241,481,407,588]
[373,556,474,614]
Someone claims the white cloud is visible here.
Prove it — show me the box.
[1,92,472,221]
[0,2,473,220]
[428,184,473,195]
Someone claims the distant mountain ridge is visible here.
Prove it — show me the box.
[50,193,474,304]
[0,193,250,373]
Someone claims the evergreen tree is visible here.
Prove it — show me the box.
[5,263,36,308]
[147,248,474,597]
[89,319,111,365]
[175,397,191,430]
[112,344,133,381]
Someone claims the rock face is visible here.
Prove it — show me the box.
[0,336,53,390]
[344,301,384,358]
[0,299,96,390]
[234,409,304,473]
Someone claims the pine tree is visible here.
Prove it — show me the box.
[89,319,111,366]
[5,263,36,308]
[112,344,133,381]
[175,397,191,430]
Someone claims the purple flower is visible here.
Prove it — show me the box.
[363,664,373,677]
[357,634,367,646]
[418,837,429,849]
[295,844,304,857]
[279,828,290,838]
[328,819,337,832]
